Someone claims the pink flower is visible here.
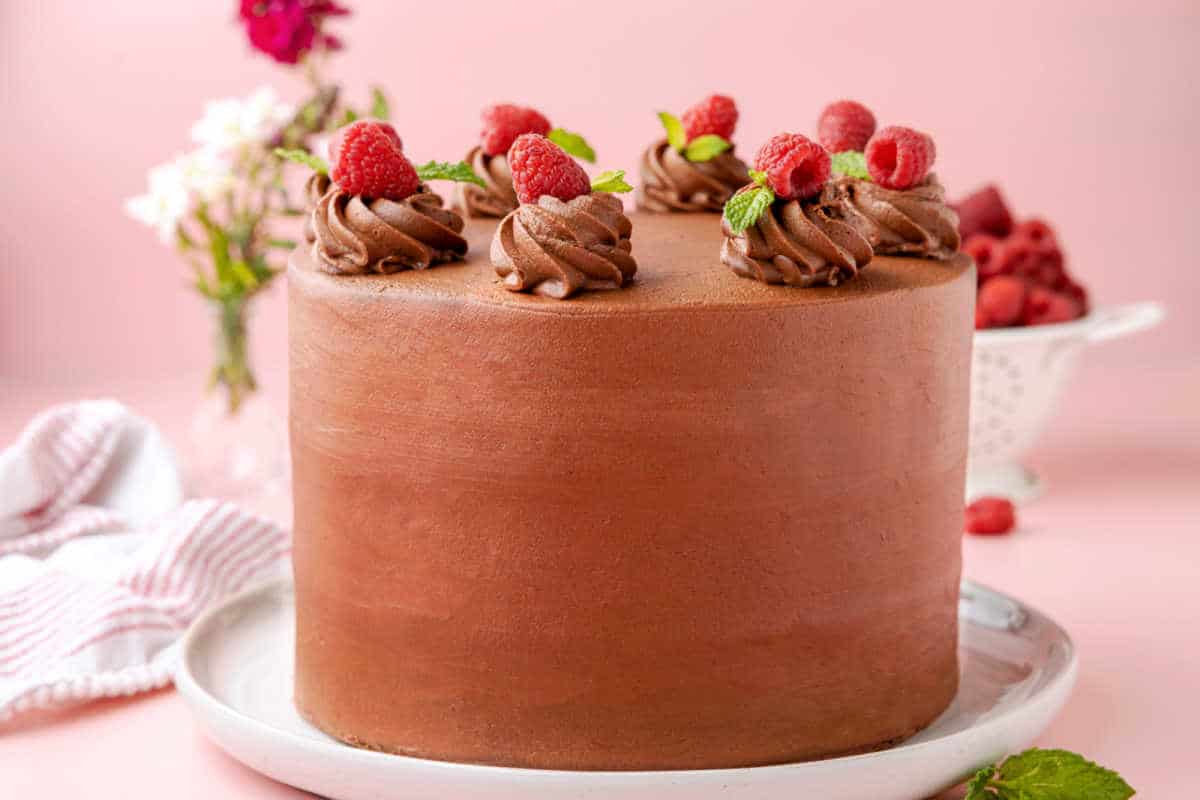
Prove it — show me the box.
[239,0,349,65]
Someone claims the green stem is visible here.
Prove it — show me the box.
[211,296,256,415]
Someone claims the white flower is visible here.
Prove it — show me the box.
[190,86,294,155]
[176,148,234,202]
[125,160,190,244]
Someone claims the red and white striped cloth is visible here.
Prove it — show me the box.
[0,401,290,720]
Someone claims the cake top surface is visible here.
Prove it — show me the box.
[291,211,972,314]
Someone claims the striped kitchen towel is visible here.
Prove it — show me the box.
[0,401,290,721]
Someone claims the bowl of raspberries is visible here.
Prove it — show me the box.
[958,185,1164,503]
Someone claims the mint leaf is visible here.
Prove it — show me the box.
[684,134,732,163]
[658,111,687,152]
[994,749,1134,800]
[723,185,774,235]
[370,87,389,120]
[274,148,328,175]
[831,150,871,180]
[547,128,596,163]
[964,765,997,800]
[590,169,633,194]
[414,160,486,188]
[748,168,769,186]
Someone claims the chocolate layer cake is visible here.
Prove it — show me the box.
[288,212,973,770]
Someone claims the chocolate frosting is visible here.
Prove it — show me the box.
[453,146,518,219]
[637,139,749,212]
[721,193,875,287]
[491,193,637,298]
[303,173,331,244]
[826,175,961,260]
[310,185,468,275]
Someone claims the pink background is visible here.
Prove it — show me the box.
[1,0,1196,383]
[1,1,1197,798]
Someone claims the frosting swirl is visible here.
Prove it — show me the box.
[825,175,961,260]
[721,191,874,287]
[303,173,332,244]
[637,139,749,213]
[453,147,518,219]
[310,186,468,275]
[491,193,637,299]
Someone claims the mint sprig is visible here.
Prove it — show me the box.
[830,150,871,180]
[685,134,732,162]
[547,128,596,163]
[722,170,774,235]
[590,169,633,194]
[274,148,328,175]
[414,160,486,188]
[965,749,1134,800]
[657,111,688,152]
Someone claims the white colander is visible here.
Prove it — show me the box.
[967,302,1165,503]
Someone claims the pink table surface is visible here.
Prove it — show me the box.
[1,357,1196,798]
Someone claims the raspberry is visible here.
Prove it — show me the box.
[329,120,419,200]
[508,133,592,204]
[753,133,831,201]
[480,103,552,157]
[965,497,1016,535]
[1059,278,1090,314]
[954,185,1014,241]
[963,234,1006,282]
[1012,218,1056,247]
[1021,285,1082,326]
[865,126,935,190]
[977,275,1027,328]
[329,120,401,165]
[816,100,876,154]
[681,94,738,142]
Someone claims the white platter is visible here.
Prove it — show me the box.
[175,578,1076,800]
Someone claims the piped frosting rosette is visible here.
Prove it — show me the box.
[638,94,749,213]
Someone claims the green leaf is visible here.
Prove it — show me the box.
[658,111,687,152]
[369,87,389,120]
[268,238,298,250]
[748,168,769,186]
[965,765,997,800]
[684,134,732,163]
[339,108,359,127]
[414,160,487,188]
[992,749,1135,800]
[590,169,633,194]
[722,185,774,235]
[547,128,596,163]
[831,150,871,180]
[273,148,329,175]
[230,259,259,291]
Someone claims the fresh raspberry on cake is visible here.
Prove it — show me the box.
[481,103,552,157]
[965,497,1016,535]
[508,133,592,204]
[329,120,419,200]
[976,275,1027,328]
[954,185,1013,240]
[753,133,831,200]
[865,126,935,190]
[816,100,876,154]
[681,94,738,142]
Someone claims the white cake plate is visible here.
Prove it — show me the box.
[175,579,1076,800]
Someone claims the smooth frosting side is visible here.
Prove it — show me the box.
[453,147,518,219]
[827,175,961,259]
[303,173,331,244]
[637,139,749,212]
[721,195,875,287]
[311,186,468,275]
[491,193,637,298]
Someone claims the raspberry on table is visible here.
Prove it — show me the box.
[977,275,1027,328]
[753,133,831,200]
[1021,285,1083,326]
[954,185,1014,241]
[481,103,552,157]
[329,120,419,200]
[681,94,738,142]
[816,100,876,154]
[965,497,1016,535]
[1012,218,1056,247]
[865,126,935,190]
[963,234,1006,282]
[508,133,592,204]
